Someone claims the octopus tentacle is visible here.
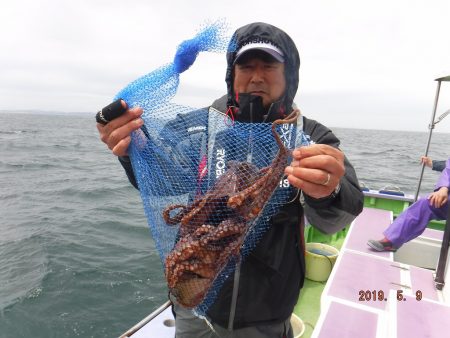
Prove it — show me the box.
[271,109,300,149]
[168,264,214,289]
[162,204,188,225]
[201,219,245,243]
[227,109,299,214]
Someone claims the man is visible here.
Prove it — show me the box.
[98,22,363,338]
[368,156,449,252]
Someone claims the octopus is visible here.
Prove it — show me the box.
[163,109,300,308]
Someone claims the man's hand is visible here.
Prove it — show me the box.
[420,156,433,168]
[284,144,345,199]
[96,100,144,157]
[428,186,449,208]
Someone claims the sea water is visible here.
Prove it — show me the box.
[1,111,449,337]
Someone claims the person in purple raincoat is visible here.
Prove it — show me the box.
[368,156,449,251]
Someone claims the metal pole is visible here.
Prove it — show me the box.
[414,81,442,201]
[435,204,450,290]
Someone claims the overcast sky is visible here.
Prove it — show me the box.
[1,0,450,132]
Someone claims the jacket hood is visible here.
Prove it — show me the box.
[225,22,300,114]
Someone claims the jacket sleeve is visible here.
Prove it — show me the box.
[301,117,364,234]
[434,159,450,190]
[432,160,446,172]
[118,111,207,193]
[119,155,138,189]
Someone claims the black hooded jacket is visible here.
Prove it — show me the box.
[118,22,364,329]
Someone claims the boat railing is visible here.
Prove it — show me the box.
[363,189,414,203]
[119,300,172,338]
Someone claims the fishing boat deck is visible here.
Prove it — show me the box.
[308,207,449,338]
[122,204,448,338]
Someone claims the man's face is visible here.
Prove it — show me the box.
[233,51,286,108]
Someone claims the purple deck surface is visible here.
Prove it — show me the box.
[314,206,447,337]
[317,301,378,338]
[397,295,450,338]
[327,251,401,310]
[346,208,393,258]
[409,266,438,301]
[342,207,439,302]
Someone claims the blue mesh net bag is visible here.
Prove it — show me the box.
[114,21,308,316]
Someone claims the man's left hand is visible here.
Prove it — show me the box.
[428,187,449,208]
[284,144,345,199]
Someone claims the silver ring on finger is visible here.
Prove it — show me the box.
[322,173,331,186]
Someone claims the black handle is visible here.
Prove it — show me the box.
[435,205,450,290]
[96,99,127,125]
